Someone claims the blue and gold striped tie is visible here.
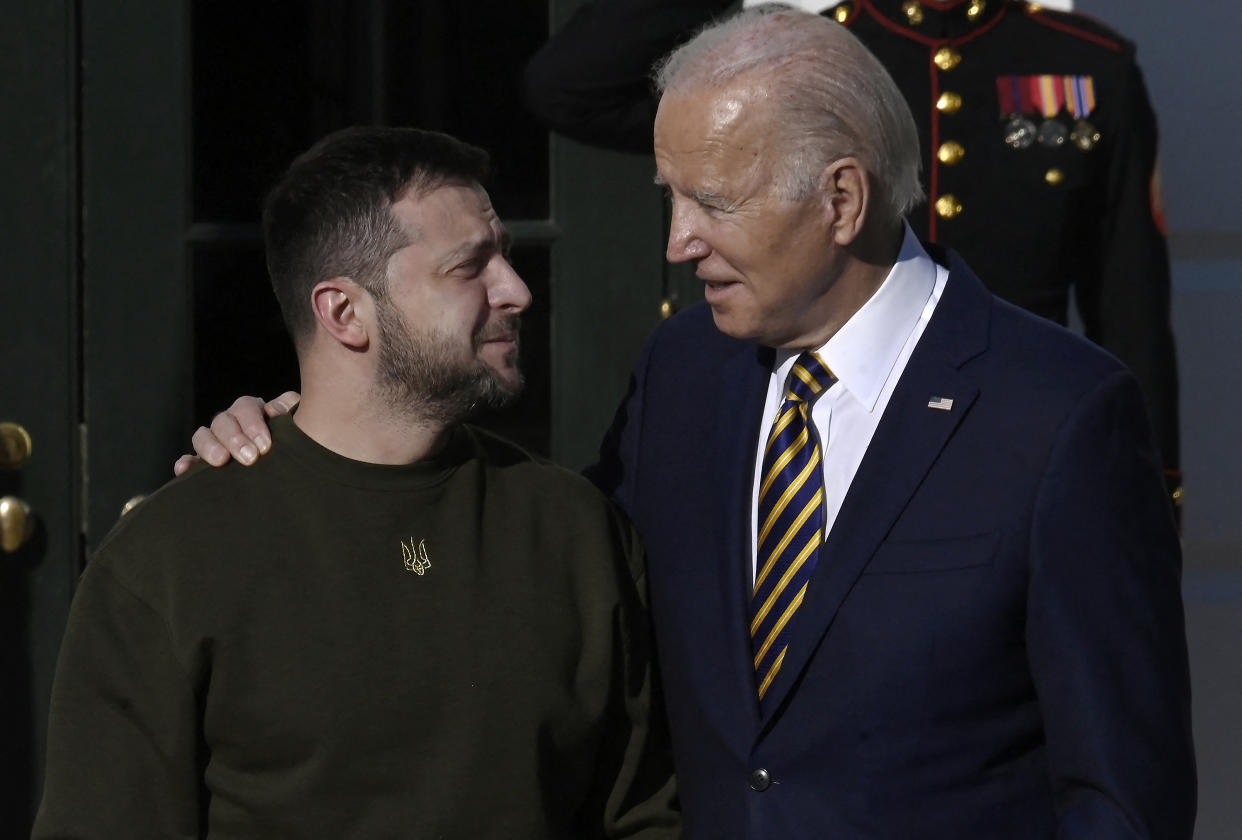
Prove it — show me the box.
[752,351,836,706]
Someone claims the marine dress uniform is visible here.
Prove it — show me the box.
[828,0,1181,502]
[522,0,1182,507]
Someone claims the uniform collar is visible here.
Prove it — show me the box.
[838,0,1010,42]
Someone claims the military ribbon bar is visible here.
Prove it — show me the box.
[1065,75,1096,118]
[996,75,1026,116]
[997,75,1095,118]
[1033,75,1064,118]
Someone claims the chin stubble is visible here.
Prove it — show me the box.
[373,302,523,425]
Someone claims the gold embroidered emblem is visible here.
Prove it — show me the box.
[401,538,431,575]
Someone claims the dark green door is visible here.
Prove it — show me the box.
[1,3,192,831]
[1,5,82,831]
[546,0,707,468]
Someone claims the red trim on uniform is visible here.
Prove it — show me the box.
[928,53,941,240]
[863,0,942,46]
[954,4,1008,45]
[859,0,1008,47]
[1150,167,1168,236]
[1025,8,1123,52]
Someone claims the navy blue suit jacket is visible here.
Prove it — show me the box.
[589,251,1194,838]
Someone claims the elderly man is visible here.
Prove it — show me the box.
[34,127,679,839]
[186,9,1195,839]
[522,0,1183,517]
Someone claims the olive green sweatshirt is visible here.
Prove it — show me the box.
[34,414,680,839]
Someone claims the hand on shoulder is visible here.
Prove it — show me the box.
[172,391,300,475]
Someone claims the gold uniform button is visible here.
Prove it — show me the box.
[833,3,852,23]
[936,91,963,114]
[937,141,966,165]
[935,194,963,219]
[902,1,924,25]
[659,299,675,319]
[934,47,962,71]
[967,0,987,20]
[1045,168,1065,185]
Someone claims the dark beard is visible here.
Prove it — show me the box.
[373,299,523,426]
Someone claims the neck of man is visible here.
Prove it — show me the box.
[796,217,905,349]
[291,357,455,466]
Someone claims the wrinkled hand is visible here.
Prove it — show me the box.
[172,391,301,475]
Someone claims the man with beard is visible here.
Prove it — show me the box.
[33,127,679,840]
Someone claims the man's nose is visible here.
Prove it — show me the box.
[488,258,532,313]
[665,201,709,264]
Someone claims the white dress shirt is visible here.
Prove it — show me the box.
[750,225,949,581]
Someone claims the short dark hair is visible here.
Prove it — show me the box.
[262,126,491,344]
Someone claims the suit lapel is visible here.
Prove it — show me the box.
[758,259,992,721]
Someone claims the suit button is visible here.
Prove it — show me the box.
[935,194,963,219]
[937,141,965,165]
[936,91,963,114]
[749,768,772,791]
[933,47,962,71]
[832,3,851,23]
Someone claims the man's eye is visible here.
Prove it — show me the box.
[692,194,730,214]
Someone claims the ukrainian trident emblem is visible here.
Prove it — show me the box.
[401,538,431,575]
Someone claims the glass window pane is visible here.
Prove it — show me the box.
[193,0,550,224]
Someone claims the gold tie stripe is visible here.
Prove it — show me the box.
[751,352,836,708]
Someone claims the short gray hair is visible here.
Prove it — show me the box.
[654,4,923,223]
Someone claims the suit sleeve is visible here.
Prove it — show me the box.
[1071,53,1180,499]
[1026,369,1195,838]
[32,563,203,839]
[521,0,735,153]
[583,315,663,514]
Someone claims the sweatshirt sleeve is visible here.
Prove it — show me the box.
[592,521,682,839]
[32,562,204,839]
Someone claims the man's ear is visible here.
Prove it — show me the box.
[309,277,371,350]
[820,157,871,246]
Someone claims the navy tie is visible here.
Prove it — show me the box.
[752,351,836,705]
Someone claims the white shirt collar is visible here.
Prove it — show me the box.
[774,223,939,412]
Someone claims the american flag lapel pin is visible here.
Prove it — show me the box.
[927,396,954,411]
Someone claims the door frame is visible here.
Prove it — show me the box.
[0,1,83,829]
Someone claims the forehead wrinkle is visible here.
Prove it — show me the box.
[434,217,508,272]
[436,231,489,267]
[660,79,776,200]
